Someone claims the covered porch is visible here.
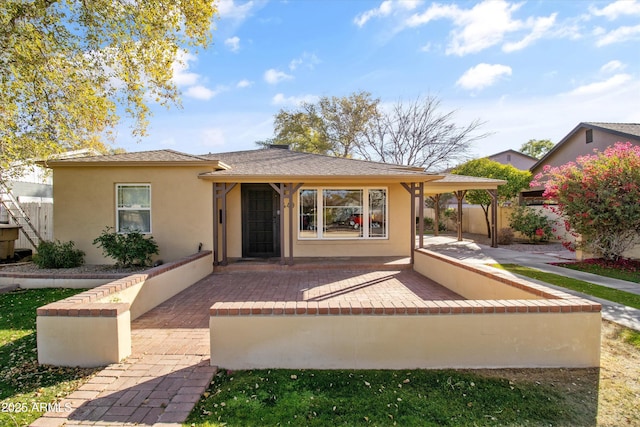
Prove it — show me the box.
[205,175,506,267]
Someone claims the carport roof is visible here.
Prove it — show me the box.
[423,174,506,195]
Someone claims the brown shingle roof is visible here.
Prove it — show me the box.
[584,122,640,137]
[43,149,226,168]
[198,148,433,179]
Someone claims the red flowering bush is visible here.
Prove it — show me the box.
[532,142,640,260]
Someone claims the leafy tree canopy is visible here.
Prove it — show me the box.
[532,142,640,260]
[453,158,531,237]
[1,0,216,177]
[520,139,554,159]
[259,91,380,157]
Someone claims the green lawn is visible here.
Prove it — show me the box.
[0,288,97,427]
[493,264,640,310]
[186,369,591,427]
[554,260,640,284]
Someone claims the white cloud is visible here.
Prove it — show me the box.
[354,0,421,27]
[172,51,200,86]
[446,1,524,55]
[172,50,220,102]
[596,24,640,46]
[405,2,456,27]
[406,0,566,55]
[224,36,241,52]
[218,0,256,20]
[272,93,318,106]
[185,85,220,100]
[503,13,557,52]
[237,79,253,88]
[264,68,293,85]
[590,0,640,20]
[289,52,321,71]
[565,74,632,96]
[456,63,512,91]
[600,60,626,74]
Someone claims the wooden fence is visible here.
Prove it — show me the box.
[13,202,53,250]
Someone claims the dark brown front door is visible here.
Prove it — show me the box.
[242,184,280,258]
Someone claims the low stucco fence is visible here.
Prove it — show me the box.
[36,251,213,367]
[209,249,601,370]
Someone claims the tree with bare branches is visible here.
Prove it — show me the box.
[358,95,489,172]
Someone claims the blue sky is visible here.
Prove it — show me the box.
[117,0,640,160]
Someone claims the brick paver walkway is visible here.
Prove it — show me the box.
[31,268,461,426]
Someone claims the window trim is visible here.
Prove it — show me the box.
[115,183,152,234]
[298,187,388,240]
[585,129,593,144]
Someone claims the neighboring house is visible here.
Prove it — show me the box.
[1,149,99,249]
[522,122,640,259]
[487,149,537,170]
[523,122,640,203]
[42,146,505,265]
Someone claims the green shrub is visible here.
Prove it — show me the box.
[33,240,85,269]
[92,227,159,267]
[509,205,553,243]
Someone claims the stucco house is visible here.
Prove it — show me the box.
[521,122,640,259]
[35,145,602,371]
[42,145,509,265]
[523,122,640,203]
[487,149,537,171]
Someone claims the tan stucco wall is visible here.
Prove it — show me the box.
[413,250,542,300]
[36,252,212,367]
[53,166,213,264]
[210,313,601,369]
[37,311,131,367]
[97,252,213,320]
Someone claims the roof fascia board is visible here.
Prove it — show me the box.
[40,160,229,169]
[197,174,445,184]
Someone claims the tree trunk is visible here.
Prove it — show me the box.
[481,204,491,238]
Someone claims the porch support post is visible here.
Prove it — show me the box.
[431,194,441,237]
[487,189,498,248]
[212,183,237,266]
[454,190,467,242]
[402,182,424,264]
[418,182,424,248]
[270,183,303,265]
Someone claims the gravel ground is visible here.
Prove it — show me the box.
[0,262,146,275]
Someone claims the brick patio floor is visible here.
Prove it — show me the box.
[31,267,462,427]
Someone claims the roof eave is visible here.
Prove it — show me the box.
[40,160,228,169]
[197,173,445,183]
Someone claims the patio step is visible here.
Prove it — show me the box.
[214,257,412,273]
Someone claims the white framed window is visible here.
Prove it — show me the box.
[299,187,387,240]
[116,184,151,233]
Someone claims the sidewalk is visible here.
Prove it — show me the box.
[423,235,640,332]
[30,278,219,427]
